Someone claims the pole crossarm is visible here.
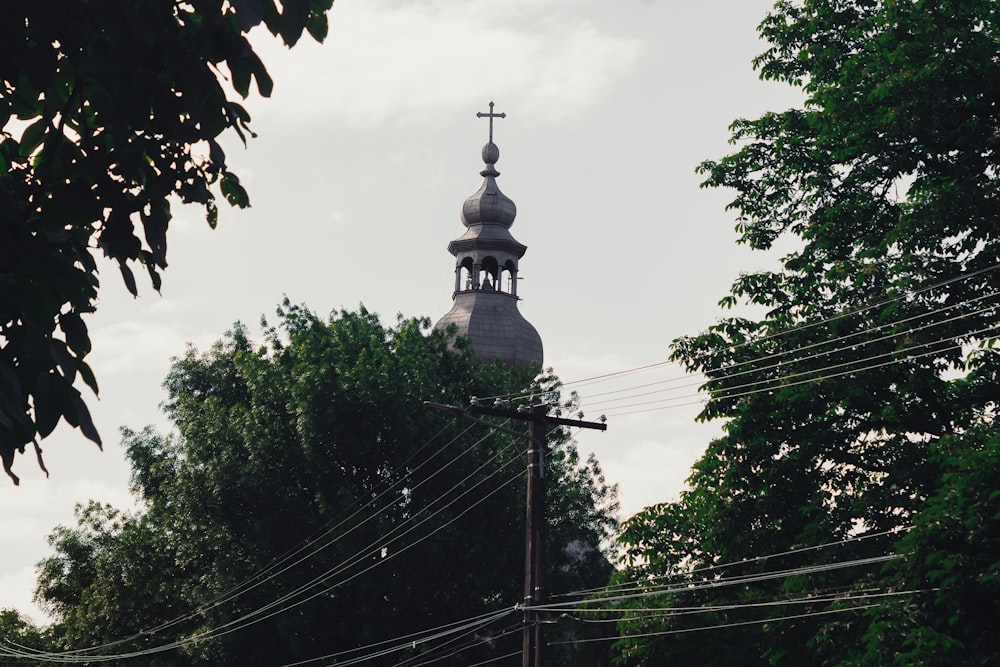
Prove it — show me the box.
[424,401,609,433]
[422,401,530,439]
[469,405,608,431]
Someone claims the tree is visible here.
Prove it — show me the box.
[0,608,47,665]
[35,303,619,666]
[0,0,334,484]
[615,0,1000,664]
[803,422,1000,667]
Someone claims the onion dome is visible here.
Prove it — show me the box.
[460,142,517,228]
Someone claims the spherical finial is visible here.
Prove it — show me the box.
[482,141,500,165]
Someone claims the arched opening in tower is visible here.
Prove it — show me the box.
[501,260,517,296]
[458,257,474,291]
[480,256,500,292]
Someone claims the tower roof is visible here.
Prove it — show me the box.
[460,142,517,228]
[433,103,543,369]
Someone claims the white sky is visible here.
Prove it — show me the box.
[1,0,804,621]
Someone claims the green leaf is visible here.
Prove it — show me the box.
[59,312,91,356]
[228,52,253,98]
[60,384,101,448]
[77,360,99,395]
[248,50,274,97]
[119,262,138,297]
[18,117,48,158]
[33,373,60,438]
[305,11,328,42]
[141,198,170,268]
[220,171,250,208]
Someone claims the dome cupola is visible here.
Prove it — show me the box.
[433,102,543,369]
[460,141,517,227]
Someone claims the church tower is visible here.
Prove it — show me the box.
[433,103,543,368]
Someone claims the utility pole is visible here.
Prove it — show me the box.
[426,400,606,667]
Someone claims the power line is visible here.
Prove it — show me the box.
[16,419,487,660]
[3,465,525,664]
[600,329,999,417]
[579,293,1000,412]
[283,609,518,667]
[534,554,901,609]
[547,603,882,647]
[393,618,524,667]
[479,264,1000,409]
[8,433,525,663]
[555,587,928,622]
[552,526,910,602]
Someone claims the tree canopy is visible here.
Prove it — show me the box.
[0,0,333,484]
[26,304,619,666]
[614,0,1000,664]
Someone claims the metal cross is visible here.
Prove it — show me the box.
[476,101,506,143]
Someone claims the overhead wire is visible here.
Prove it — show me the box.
[583,299,999,414]
[279,429,567,667]
[479,262,1000,407]
[552,525,910,602]
[7,424,526,663]
[554,587,928,623]
[390,550,917,664]
[255,466,527,667]
[391,617,524,667]
[547,604,882,647]
[532,554,902,609]
[463,649,524,667]
[604,332,998,416]
[578,291,1000,412]
[154,445,528,660]
[9,419,485,661]
[598,326,1000,417]
[1,608,519,667]
[280,608,518,667]
[17,419,480,660]
[2,461,527,665]
[285,271,1000,660]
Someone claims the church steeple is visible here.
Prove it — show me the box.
[433,103,543,368]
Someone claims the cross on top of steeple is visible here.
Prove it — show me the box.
[476,101,506,143]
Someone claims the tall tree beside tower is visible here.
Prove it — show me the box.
[615,1,1000,664]
[34,304,619,666]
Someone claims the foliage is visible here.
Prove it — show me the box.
[841,427,1000,667]
[0,608,47,665]
[34,303,619,666]
[0,0,334,484]
[615,0,1000,664]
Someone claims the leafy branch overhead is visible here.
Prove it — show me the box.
[0,0,334,484]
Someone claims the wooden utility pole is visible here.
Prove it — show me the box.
[466,402,607,667]
[424,400,607,666]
